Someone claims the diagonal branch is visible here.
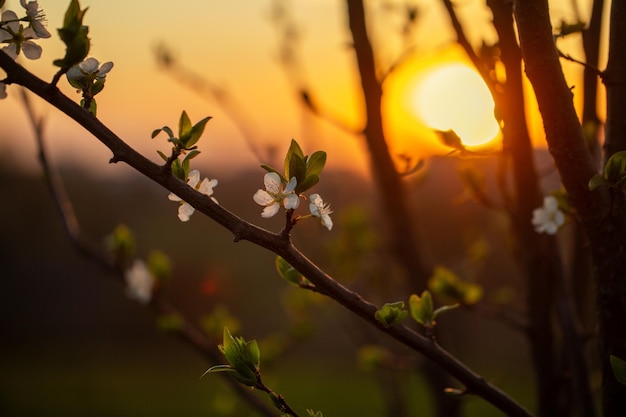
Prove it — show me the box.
[1,50,533,417]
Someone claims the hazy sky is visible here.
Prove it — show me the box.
[0,0,595,178]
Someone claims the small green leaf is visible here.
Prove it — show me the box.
[219,327,260,387]
[147,250,171,281]
[296,174,320,194]
[305,151,327,177]
[275,256,304,285]
[156,150,168,161]
[284,139,305,178]
[178,110,192,141]
[105,224,135,260]
[588,174,609,191]
[91,79,105,95]
[288,153,307,186]
[610,355,626,386]
[54,0,90,69]
[183,150,201,163]
[185,116,212,149]
[604,151,626,183]
[409,291,434,327]
[375,301,408,328]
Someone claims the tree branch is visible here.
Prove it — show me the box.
[1,49,533,417]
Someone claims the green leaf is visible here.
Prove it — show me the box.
[275,256,303,285]
[171,159,186,180]
[156,150,168,161]
[610,355,626,386]
[91,79,105,95]
[305,151,326,177]
[219,327,260,387]
[296,174,320,194]
[183,149,201,163]
[284,139,305,178]
[178,111,192,141]
[604,151,626,183]
[106,224,135,259]
[428,266,482,305]
[588,174,609,191]
[147,250,171,281]
[54,0,90,69]
[409,291,434,327]
[185,116,212,149]
[288,153,307,186]
[375,301,408,328]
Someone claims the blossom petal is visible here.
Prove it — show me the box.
[253,189,274,206]
[321,214,333,231]
[263,172,282,194]
[284,176,298,193]
[79,57,99,74]
[168,192,182,202]
[283,193,300,210]
[125,260,155,304]
[2,44,18,60]
[178,202,195,222]
[198,178,217,196]
[261,202,280,218]
[1,11,19,31]
[97,61,114,77]
[187,169,200,188]
[21,41,42,60]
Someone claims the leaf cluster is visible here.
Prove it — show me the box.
[375,301,408,328]
[428,266,482,305]
[262,139,326,194]
[589,151,626,191]
[152,110,211,180]
[54,0,90,70]
[204,327,261,387]
[409,290,458,329]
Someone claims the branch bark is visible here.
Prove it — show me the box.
[513,1,626,416]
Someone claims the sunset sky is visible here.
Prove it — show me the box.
[1,0,598,178]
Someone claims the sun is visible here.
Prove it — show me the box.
[410,63,500,148]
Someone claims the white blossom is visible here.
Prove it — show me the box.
[0,11,42,60]
[125,260,155,304]
[67,57,114,82]
[253,172,300,218]
[168,170,218,222]
[309,193,333,230]
[531,196,565,235]
[20,0,51,39]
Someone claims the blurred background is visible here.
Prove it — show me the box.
[0,0,589,416]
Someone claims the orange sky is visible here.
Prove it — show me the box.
[0,0,603,179]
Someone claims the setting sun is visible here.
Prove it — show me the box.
[411,64,500,148]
